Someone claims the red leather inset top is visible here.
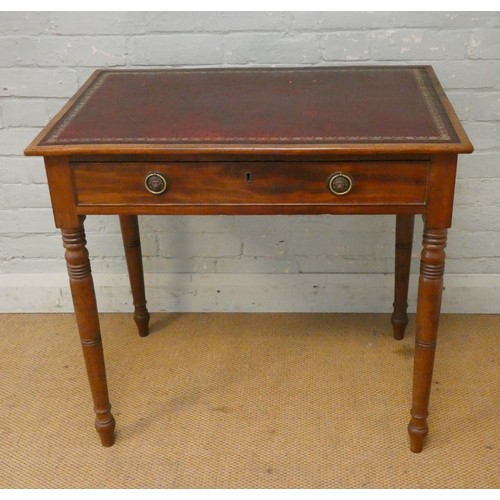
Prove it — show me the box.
[42,67,459,146]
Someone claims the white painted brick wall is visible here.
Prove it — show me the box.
[1,11,499,313]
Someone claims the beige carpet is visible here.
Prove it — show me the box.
[0,312,498,488]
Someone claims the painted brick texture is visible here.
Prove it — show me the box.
[1,11,499,311]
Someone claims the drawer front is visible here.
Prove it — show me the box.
[72,161,429,207]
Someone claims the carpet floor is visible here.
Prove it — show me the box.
[0,312,498,489]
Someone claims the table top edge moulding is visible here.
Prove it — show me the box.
[23,64,474,453]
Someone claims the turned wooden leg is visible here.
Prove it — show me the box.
[119,215,150,337]
[408,227,447,453]
[391,214,415,340]
[62,218,116,446]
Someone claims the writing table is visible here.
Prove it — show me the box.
[25,66,473,452]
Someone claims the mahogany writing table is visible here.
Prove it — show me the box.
[25,66,473,452]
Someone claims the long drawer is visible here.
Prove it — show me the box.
[71,161,429,208]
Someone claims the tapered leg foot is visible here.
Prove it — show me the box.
[96,415,116,447]
[119,215,150,337]
[391,314,409,341]
[134,311,150,338]
[392,214,415,340]
[408,418,428,453]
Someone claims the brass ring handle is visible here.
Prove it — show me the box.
[328,172,353,196]
[145,172,168,195]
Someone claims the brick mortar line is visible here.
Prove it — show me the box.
[2,26,498,36]
[4,60,500,72]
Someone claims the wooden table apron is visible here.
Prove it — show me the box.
[24,66,473,452]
